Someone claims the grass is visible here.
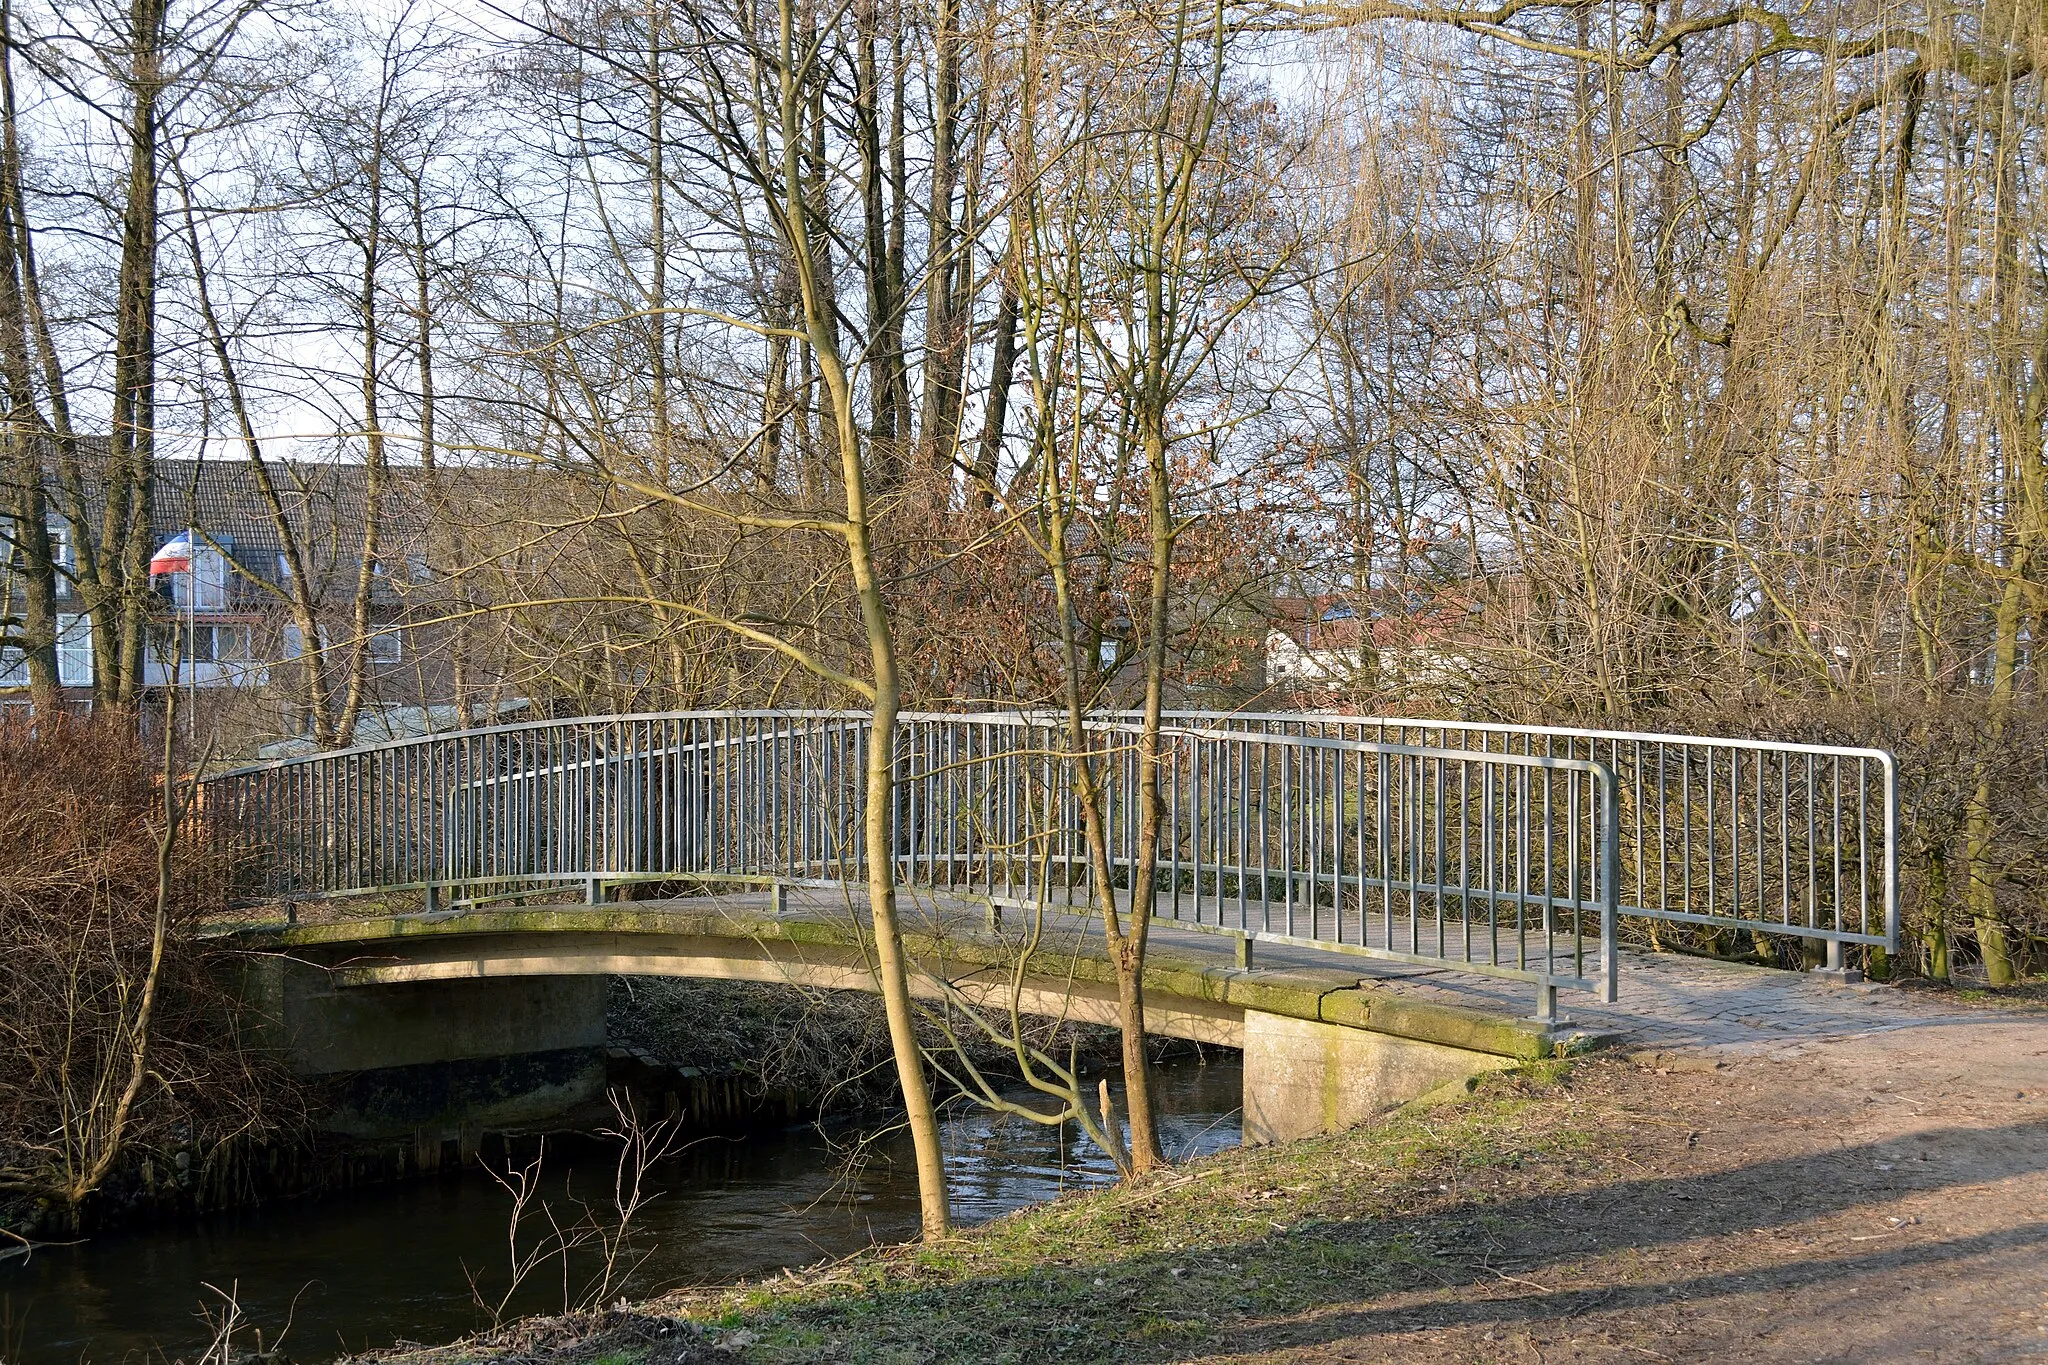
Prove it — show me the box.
[1899,973,2048,1012]
[607,1060,1587,1364]
[362,1059,1604,1365]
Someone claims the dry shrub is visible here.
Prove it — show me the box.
[0,713,295,1214]
[1504,692,2045,981]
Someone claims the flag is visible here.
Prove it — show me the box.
[149,533,194,577]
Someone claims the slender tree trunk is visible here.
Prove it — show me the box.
[334,122,389,747]
[1959,68,2040,988]
[1044,424,1140,1177]
[917,0,960,469]
[1114,409,1170,1174]
[0,7,94,667]
[0,102,58,707]
[103,0,169,710]
[1,428,60,706]
[173,165,337,742]
[777,0,949,1235]
[971,257,1018,507]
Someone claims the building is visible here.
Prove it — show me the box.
[1265,590,1481,693]
[2,450,523,745]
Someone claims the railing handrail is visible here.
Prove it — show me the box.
[1144,711,1897,765]
[1137,720,1621,776]
[205,707,1895,780]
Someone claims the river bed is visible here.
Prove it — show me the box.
[4,1057,1242,1363]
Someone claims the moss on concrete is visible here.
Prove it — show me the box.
[232,904,1573,1060]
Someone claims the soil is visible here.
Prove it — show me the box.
[1217,1008,2048,1363]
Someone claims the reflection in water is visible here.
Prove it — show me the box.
[3,1057,1241,1363]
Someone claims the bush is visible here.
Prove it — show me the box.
[0,713,294,1214]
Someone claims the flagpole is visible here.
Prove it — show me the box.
[187,525,196,745]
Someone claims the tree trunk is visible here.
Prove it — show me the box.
[776,0,949,1235]
[102,0,169,710]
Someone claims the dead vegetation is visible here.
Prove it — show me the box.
[606,976,1147,1120]
[0,714,301,1226]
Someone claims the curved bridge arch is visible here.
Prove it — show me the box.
[231,896,1561,1144]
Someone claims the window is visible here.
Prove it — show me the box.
[56,614,91,687]
[46,522,73,573]
[149,623,254,671]
[183,624,252,665]
[2,520,75,578]
[368,626,403,664]
[171,545,231,609]
[276,552,294,582]
[214,626,254,664]
[0,618,93,687]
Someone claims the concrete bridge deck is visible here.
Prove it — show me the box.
[227,890,1976,1145]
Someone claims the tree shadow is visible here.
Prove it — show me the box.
[749,1115,2048,1363]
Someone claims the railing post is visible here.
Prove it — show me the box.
[1600,761,1620,1005]
[1815,931,1864,982]
[1883,753,1900,954]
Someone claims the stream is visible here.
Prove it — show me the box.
[3,1057,1243,1363]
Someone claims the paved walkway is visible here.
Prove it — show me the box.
[808,884,1992,1060]
[1343,947,1990,1058]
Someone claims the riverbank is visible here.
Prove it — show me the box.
[349,1060,1581,1365]
[354,991,2048,1364]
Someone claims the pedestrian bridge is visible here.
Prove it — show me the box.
[207,710,1896,1139]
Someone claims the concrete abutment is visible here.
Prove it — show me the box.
[242,955,611,1137]
[1240,1009,1518,1144]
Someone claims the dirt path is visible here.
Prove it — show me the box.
[1215,1007,2048,1363]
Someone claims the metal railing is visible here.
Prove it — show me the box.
[903,718,1620,1009]
[197,710,1897,1011]
[1159,714,1898,968]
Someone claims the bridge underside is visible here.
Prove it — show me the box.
[233,891,1586,1144]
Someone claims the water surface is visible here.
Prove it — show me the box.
[4,1058,1241,1363]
